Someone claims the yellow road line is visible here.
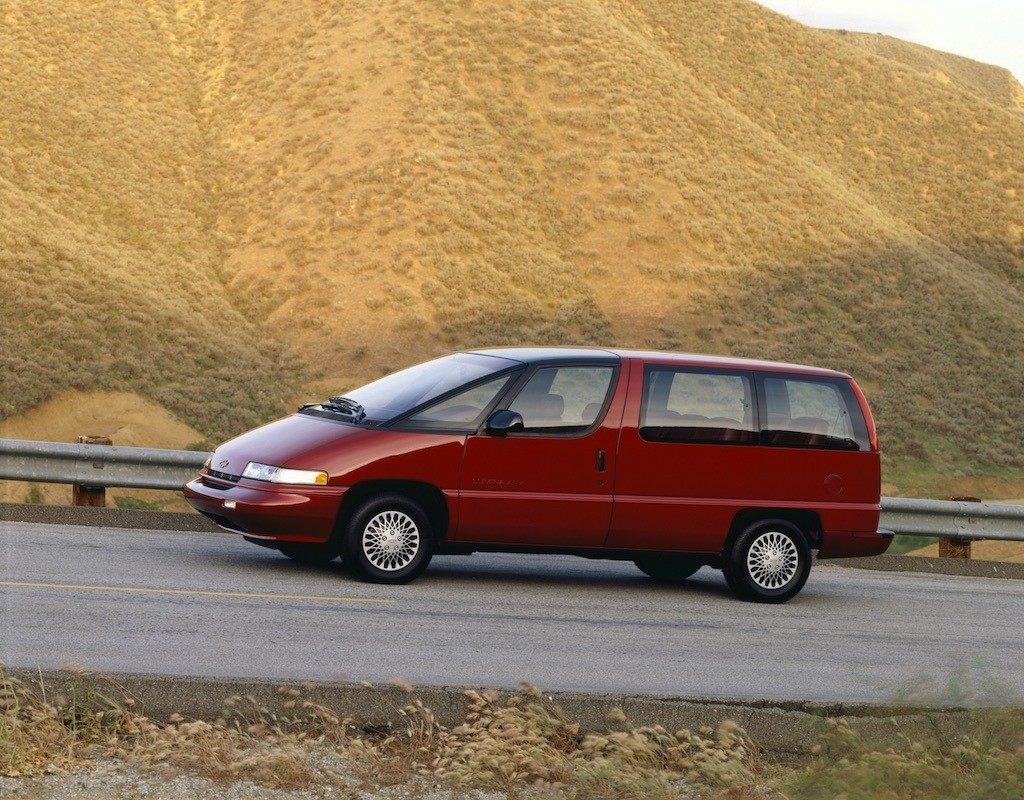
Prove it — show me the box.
[0,580,395,605]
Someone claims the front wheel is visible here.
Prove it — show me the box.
[342,494,434,584]
[723,520,810,603]
[634,554,703,583]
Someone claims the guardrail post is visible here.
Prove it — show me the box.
[938,537,972,559]
[72,435,112,507]
[938,496,979,559]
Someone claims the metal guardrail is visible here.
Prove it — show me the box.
[0,438,209,491]
[880,497,1024,543]
[1,437,1023,545]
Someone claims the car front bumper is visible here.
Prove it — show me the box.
[182,473,345,543]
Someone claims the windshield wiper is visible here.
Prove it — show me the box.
[299,396,366,423]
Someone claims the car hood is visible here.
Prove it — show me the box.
[210,414,372,478]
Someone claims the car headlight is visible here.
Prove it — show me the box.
[203,454,213,469]
[242,462,329,485]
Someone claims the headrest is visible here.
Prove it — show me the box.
[538,393,564,418]
[790,417,828,436]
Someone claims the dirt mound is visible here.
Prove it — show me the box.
[0,391,204,506]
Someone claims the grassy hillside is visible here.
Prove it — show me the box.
[0,1,295,440]
[626,0,1024,465]
[201,0,1024,469]
[831,31,1024,112]
[2,0,1023,482]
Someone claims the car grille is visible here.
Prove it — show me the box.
[207,468,241,483]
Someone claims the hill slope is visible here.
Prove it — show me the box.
[829,31,1024,112]
[199,0,1024,466]
[1,0,1022,475]
[0,1,294,440]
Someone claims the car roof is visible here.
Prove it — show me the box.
[466,347,849,378]
[468,346,620,365]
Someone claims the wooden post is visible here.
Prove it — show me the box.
[938,537,972,559]
[938,496,980,559]
[72,435,112,507]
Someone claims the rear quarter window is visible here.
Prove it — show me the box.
[759,375,869,451]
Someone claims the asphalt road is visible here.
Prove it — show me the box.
[2,522,1022,704]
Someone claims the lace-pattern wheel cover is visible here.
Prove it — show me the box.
[361,510,420,571]
[746,530,800,590]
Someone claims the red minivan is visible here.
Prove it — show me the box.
[183,348,889,603]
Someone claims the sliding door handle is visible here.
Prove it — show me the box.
[596,449,606,472]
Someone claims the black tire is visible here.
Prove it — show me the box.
[634,554,703,583]
[722,519,811,603]
[341,493,434,584]
[277,541,339,566]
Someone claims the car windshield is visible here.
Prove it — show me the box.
[339,353,519,422]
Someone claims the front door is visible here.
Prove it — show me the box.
[455,363,626,547]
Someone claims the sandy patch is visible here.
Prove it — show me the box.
[1,391,203,507]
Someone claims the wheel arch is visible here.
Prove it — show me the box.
[335,480,450,541]
[722,508,822,556]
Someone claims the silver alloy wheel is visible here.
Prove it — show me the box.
[746,530,800,590]
[362,510,420,571]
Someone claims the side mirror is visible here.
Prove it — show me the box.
[485,409,525,435]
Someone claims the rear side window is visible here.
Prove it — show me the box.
[640,368,755,444]
[758,375,869,451]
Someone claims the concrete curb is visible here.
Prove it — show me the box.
[0,502,217,532]
[9,669,981,759]
[821,553,1024,580]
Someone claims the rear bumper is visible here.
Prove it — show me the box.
[817,529,894,559]
[182,474,345,543]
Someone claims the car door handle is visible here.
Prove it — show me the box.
[596,449,606,472]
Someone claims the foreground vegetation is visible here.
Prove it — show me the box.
[3,666,1024,799]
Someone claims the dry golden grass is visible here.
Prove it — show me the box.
[0,1,296,441]
[831,31,1024,113]
[908,540,1024,562]
[0,391,203,449]
[1,668,760,797]
[2,0,1023,476]
[7,666,1024,800]
[200,0,1024,470]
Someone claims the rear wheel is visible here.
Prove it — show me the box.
[277,541,339,566]
[342,494,434,584]
[634,554,703,583]
[723,519,810,603]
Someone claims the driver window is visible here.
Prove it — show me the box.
[404,374,515,431]
[507,366,614,433]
